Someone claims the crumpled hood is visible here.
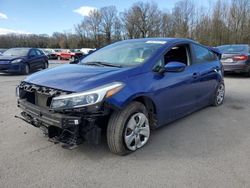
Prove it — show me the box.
[24,64,130,92]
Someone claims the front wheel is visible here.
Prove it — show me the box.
[107,102,150,155]
[21,63,30,75]
[212,82,225,106]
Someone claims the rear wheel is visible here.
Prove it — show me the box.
[212,82,225,106]
[107,102,150,155]
[22,63,30,75]
[246,69,250,77]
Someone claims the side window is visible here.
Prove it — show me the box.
[29,49,37,57]
[192,44,217,64]
[35,49,42,56]
[163,44,190,66]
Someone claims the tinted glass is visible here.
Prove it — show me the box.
[29,49,37,56]
[80,40,166,67]
[3,48,29,56]
[192,44,217,64]
[36,49,42,56]
[217,45,248,53]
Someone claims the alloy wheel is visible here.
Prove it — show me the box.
[124,112,150,151]
[216,83,225,105]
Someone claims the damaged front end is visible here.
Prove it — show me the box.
[16,81,122,149]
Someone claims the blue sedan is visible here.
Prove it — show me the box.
[16,38,225,155]
[0,48,48,74]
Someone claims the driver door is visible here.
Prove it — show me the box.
[153,43,201,125]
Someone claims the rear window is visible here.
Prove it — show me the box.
[217,45,248,53]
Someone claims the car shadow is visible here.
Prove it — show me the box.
[65,98,248,160]
[224,73,250,79]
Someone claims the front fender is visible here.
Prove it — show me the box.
[105,85,156,110]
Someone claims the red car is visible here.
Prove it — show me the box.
[57,49,83,61]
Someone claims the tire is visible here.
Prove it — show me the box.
[107,101,150,155]
[246,69,250,77]
[212,82,225,106]
[22,63,30,75]
[43,61,49,69]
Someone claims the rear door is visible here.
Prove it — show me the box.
[35,49,46,68]
[27,49,39,70]
[190,43,222,107]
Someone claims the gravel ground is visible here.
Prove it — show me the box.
[0,63,250,188]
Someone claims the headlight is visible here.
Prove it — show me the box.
[50,82,124,110]
[11,59,23,64]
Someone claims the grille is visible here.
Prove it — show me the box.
[19,82,71,108]
[0,60,9,64]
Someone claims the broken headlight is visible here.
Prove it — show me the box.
[50,82,124,110]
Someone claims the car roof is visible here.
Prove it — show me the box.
[122,37,197,43]
[10,47,33,50]
[217,44,249,47]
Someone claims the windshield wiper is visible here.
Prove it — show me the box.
[84,61,122,68]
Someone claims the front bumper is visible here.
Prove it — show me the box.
[0,63,22,73]
[18,99,82,128]
[17,99,102,146]
[222,63,250,73]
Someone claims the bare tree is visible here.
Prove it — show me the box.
[100,6,118,44]
[85,9,102,46]
[122,2,161,38]
[229,0,250,43]
[171,0,195,38]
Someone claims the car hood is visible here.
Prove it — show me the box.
[24,64,131,92]
[0,55,26,61]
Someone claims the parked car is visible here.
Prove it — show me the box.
[69,49,97,64]
[54,49,62,57]
[16,38,224,155]
[58,49,83,61]
[42,49,58,59]
[80,48,96,54]
[217,44,250,76]
[0,48,48,74]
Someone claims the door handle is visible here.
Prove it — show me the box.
[192,72,199,79]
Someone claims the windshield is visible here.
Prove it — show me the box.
[2,48,29,56]
[80,40,166,67]
[217,45,248,53]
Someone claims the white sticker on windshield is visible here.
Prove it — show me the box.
[146,41,166,44]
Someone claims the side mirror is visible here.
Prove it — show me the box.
[164,62,186,72]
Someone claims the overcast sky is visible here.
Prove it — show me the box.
[0,0,215,35]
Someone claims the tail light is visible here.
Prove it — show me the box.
[232,55,248,61]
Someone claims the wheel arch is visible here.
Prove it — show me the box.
[131,96,158,129]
